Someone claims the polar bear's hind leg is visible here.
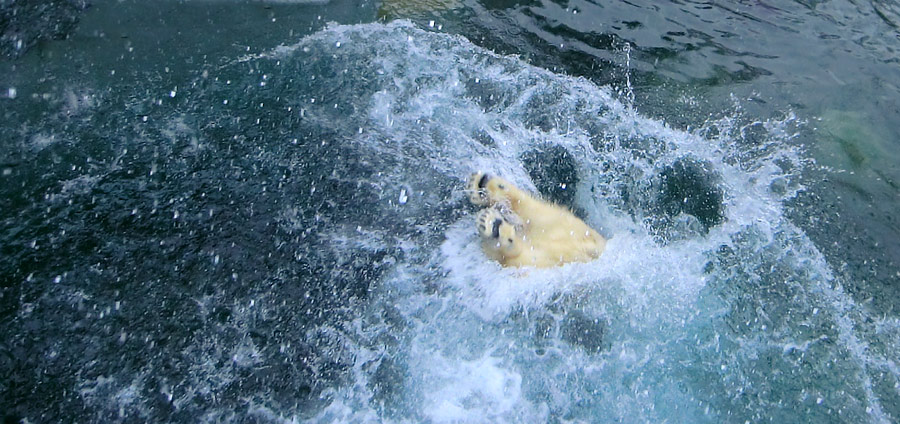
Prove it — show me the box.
[476,207,522,263]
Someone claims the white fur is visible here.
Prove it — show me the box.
[468,172,606,268]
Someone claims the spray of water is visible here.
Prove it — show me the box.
[235,21,898,423]
[9,19,896,423]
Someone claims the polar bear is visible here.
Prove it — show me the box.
[467,172,606,268]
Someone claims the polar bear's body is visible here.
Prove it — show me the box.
[468,172,606,268]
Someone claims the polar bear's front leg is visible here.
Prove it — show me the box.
[467,172,530,207]
[467,172,494,206]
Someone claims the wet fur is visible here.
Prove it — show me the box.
[468,172,606,268]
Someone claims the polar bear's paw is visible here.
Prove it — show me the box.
[476,206,520,254]
[476,207,503,238]
[467,172,516,207]
[467,172,492,206]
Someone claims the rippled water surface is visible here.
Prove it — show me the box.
[1,1,898,422]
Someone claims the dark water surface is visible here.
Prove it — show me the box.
[1,0,898,422]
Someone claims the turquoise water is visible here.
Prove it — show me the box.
[1,1,898,422]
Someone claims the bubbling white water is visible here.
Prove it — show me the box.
[259,21,900,423]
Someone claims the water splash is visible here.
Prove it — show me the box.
[271,21,897,423]
[2,20,897,423]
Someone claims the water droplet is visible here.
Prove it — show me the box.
[335,41,342,48]
[399,189,408,205]
[429,20,435,28]
[169,90,176,98]
[7,87,16,99]
[54,275,61,284]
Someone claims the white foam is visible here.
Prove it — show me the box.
[287,21,898,423]
[419,353,528,423]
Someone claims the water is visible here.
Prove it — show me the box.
[1,1,898,423]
